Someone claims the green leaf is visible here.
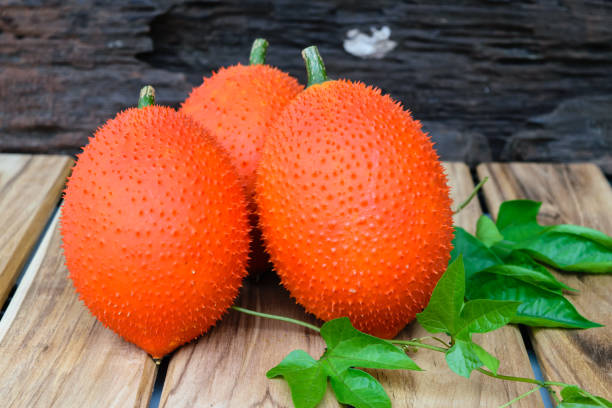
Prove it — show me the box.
[517,231,612,273]
[550,224,612,249]
[328,368,391,408]
[266,350,327,408]
[485,251,573,293]
[476,215,504,247]
[451,227,503,279]
[445,340,498,378]
[320,318,420,373]
[496,200,545,241]
[417,256,465,334]
[456,299,520,337]
[470,342,500,374]
[492,199,612,274]
[558,385,612,408]
[467,273,601,328]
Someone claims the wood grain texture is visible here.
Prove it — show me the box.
[159,162,540,407]
[0,153,73,307]
[0,211,157,408]
[477,162,612,399]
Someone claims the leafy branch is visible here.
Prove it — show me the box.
[233,257,611,408]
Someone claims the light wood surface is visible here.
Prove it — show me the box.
[159,275,337,408]
[0,211,158,408]
[0,154,73,306]
[477,162,612,399]
[159,162,541,407]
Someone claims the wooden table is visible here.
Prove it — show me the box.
[0,154,610,407]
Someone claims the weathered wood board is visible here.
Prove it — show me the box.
[2,1,612,174]
[0,154,73,306]
[477,162,612,400]
[158,162,542,407]
[0,212,157,408]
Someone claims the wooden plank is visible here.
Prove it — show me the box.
[159,162,541,407]
[477,162,612,399]
[159,275,337,408]
[0,153,73,306]
[0,211,157,408]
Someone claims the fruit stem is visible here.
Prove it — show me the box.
[249,38,269,65]
[302,46,328,87]
[138,85,155,108]
[231,306,321,333]
[391,339,447,353]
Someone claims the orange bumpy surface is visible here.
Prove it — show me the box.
[256,80,454,338]
[180,64,303,197]
[61,106,250,357]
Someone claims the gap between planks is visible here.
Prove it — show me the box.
[477,162,612,400]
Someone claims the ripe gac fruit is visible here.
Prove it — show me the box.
[256,47,454,338]
[61,93,250,358]
[181,39,303,274]
[180,39,303,198]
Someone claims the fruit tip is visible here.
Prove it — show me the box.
[250,38,269,65]
[301,46,327,87]
[138,85,156,109]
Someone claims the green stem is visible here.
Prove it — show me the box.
[453,176,488,214]
[390,339,448,353]
[249,38,269,65]
[138,85,155,108]
[477,367,544,386]
[418,336,451,348]
[497,385,541,408]
[231,306,321,333]
[302,46,328,87]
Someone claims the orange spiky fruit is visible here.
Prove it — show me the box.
[61,87,250,358]
[180,38,303,198]
[256,47,454,338]
[180,39,303,273]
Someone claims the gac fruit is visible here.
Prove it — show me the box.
[180,38,303,198]
[61,87,250,358]
[256,47,454,338]
[180,39,303,274]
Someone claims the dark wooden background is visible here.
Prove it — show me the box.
[1,0,611,174]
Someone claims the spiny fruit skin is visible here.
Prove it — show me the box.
[61,106,250,358]
[180,63,303,198]
[256,80,454,339]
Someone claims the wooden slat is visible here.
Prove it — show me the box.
[0,211,157,408]
[159,162,540,407]
[159,275,337,408]
[477,162,612,399]
[0,153,73,306]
